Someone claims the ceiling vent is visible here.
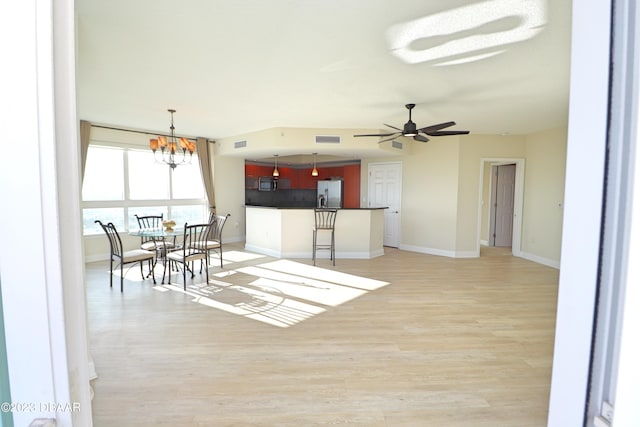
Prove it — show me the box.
[392,140,403,149]
[234,140,247,149]
[315,135,341,144]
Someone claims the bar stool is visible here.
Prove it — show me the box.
[312,208,338,266]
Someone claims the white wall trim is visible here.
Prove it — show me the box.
[519,251,561,269]
[398,243,478,258]
[547,0,611,424]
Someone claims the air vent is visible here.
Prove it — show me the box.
[391,140,403,149]
[234,140,247,149]
[315,135,341,144]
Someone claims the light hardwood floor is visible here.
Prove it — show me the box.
[86,245,559,426]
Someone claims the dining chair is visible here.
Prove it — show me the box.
[95,220,156,292]
[165,223,211,290]
[312,208,338,266]
[202,213,230,270]
[134,213,176,254]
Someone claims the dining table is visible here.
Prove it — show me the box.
[129,227,184,283]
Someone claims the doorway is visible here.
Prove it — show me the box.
[489,164,516,247]
[477,158,525,257]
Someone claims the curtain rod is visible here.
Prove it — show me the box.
[90,123,215,143]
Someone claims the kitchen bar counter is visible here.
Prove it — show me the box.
[245,206,385,260]
[245,205,386,210]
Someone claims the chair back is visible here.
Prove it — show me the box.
[314,208,338,230]
[207,213,230,241]
[95,220,124,259]
[182,223,211,258]
[135,214,163,244]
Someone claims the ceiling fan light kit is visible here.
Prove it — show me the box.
[354,103,469,143]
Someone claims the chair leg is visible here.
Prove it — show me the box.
[205,255,209,284]
[109,258,114,288]
[150,259,156,285]
[312,230,317,266]
[183,262,187,291]
[164,260,170,284]
[219,246,223,268]
[120,262,124,292]
[332,230,335,266]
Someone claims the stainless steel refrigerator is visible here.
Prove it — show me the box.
[317,180,343,208]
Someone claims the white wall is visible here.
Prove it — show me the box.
[399,140,461,254]
[521,128,568,266]
[212,147,248,243]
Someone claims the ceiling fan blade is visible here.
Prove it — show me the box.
[354,132,396,137]
[426,130,470,136]
[413,134,429,143]
[418,121,456,133]
[384,123,403,131]
[378,134,400,144]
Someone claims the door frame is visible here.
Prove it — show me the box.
[476,158,525,257]
[489,163,517,247]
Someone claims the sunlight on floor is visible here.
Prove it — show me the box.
[152,251,390,328]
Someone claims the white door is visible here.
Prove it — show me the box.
[368,162,402,247]
[492,164,516,247]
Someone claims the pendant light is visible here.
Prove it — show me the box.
[311,153,319,176]
[272,155,280,177]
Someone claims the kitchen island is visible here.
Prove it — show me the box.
[245,206,386,260]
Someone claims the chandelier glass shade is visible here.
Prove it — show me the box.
[149,109,195,169]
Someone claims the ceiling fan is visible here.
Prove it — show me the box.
[354,103,470,143]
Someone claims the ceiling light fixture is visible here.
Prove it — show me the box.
[272,155,280,177]
[311,153,319,177]
[149,109,195,169]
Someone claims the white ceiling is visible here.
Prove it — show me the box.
[75,0,572,143]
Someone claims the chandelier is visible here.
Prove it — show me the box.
[149,109,195,169]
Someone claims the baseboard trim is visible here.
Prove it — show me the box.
[85,254,109,263]
[398,244,479,259]
[519,251,560,269]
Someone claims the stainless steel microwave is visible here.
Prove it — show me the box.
[258,176,276,191]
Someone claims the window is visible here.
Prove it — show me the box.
[82,145,207,235]
[128,150,170,200]
[82,147,124,201]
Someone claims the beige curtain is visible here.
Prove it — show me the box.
[196,137,215,210]
[80,120,91,182]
